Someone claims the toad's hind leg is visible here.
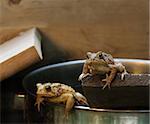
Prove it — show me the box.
[64,94,75,118]
[102,68,117,89]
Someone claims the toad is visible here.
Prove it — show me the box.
[35,82,88,117]
[79,51,127,89]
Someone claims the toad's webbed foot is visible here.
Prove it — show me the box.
[78,73,92,81]
[102,68,117,89]
[102,74,112,89]
[121,70,128,80]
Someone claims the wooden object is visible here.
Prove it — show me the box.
[0,28,43,81]
[0,0,149,59]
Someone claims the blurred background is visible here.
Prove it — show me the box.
[0,0,149,123]
[0,0,149,61]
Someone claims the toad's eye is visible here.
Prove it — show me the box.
[45,85,51,92]
[99,54,103,59]
[86,55,89,59]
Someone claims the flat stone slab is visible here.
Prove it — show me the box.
[81,74,150,87]
[81,74,149,109]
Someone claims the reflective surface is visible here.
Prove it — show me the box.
[50,106,149,124]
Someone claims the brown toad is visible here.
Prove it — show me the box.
[35,82,88,117]
[79,51,127,89]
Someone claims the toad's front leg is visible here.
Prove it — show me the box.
[64,94,75,119]
[78,61,92,81]
[102,67,117,89]
[108,63,128,80]
[34,95,44,111]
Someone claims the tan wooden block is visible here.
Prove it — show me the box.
[0,28,43,81]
